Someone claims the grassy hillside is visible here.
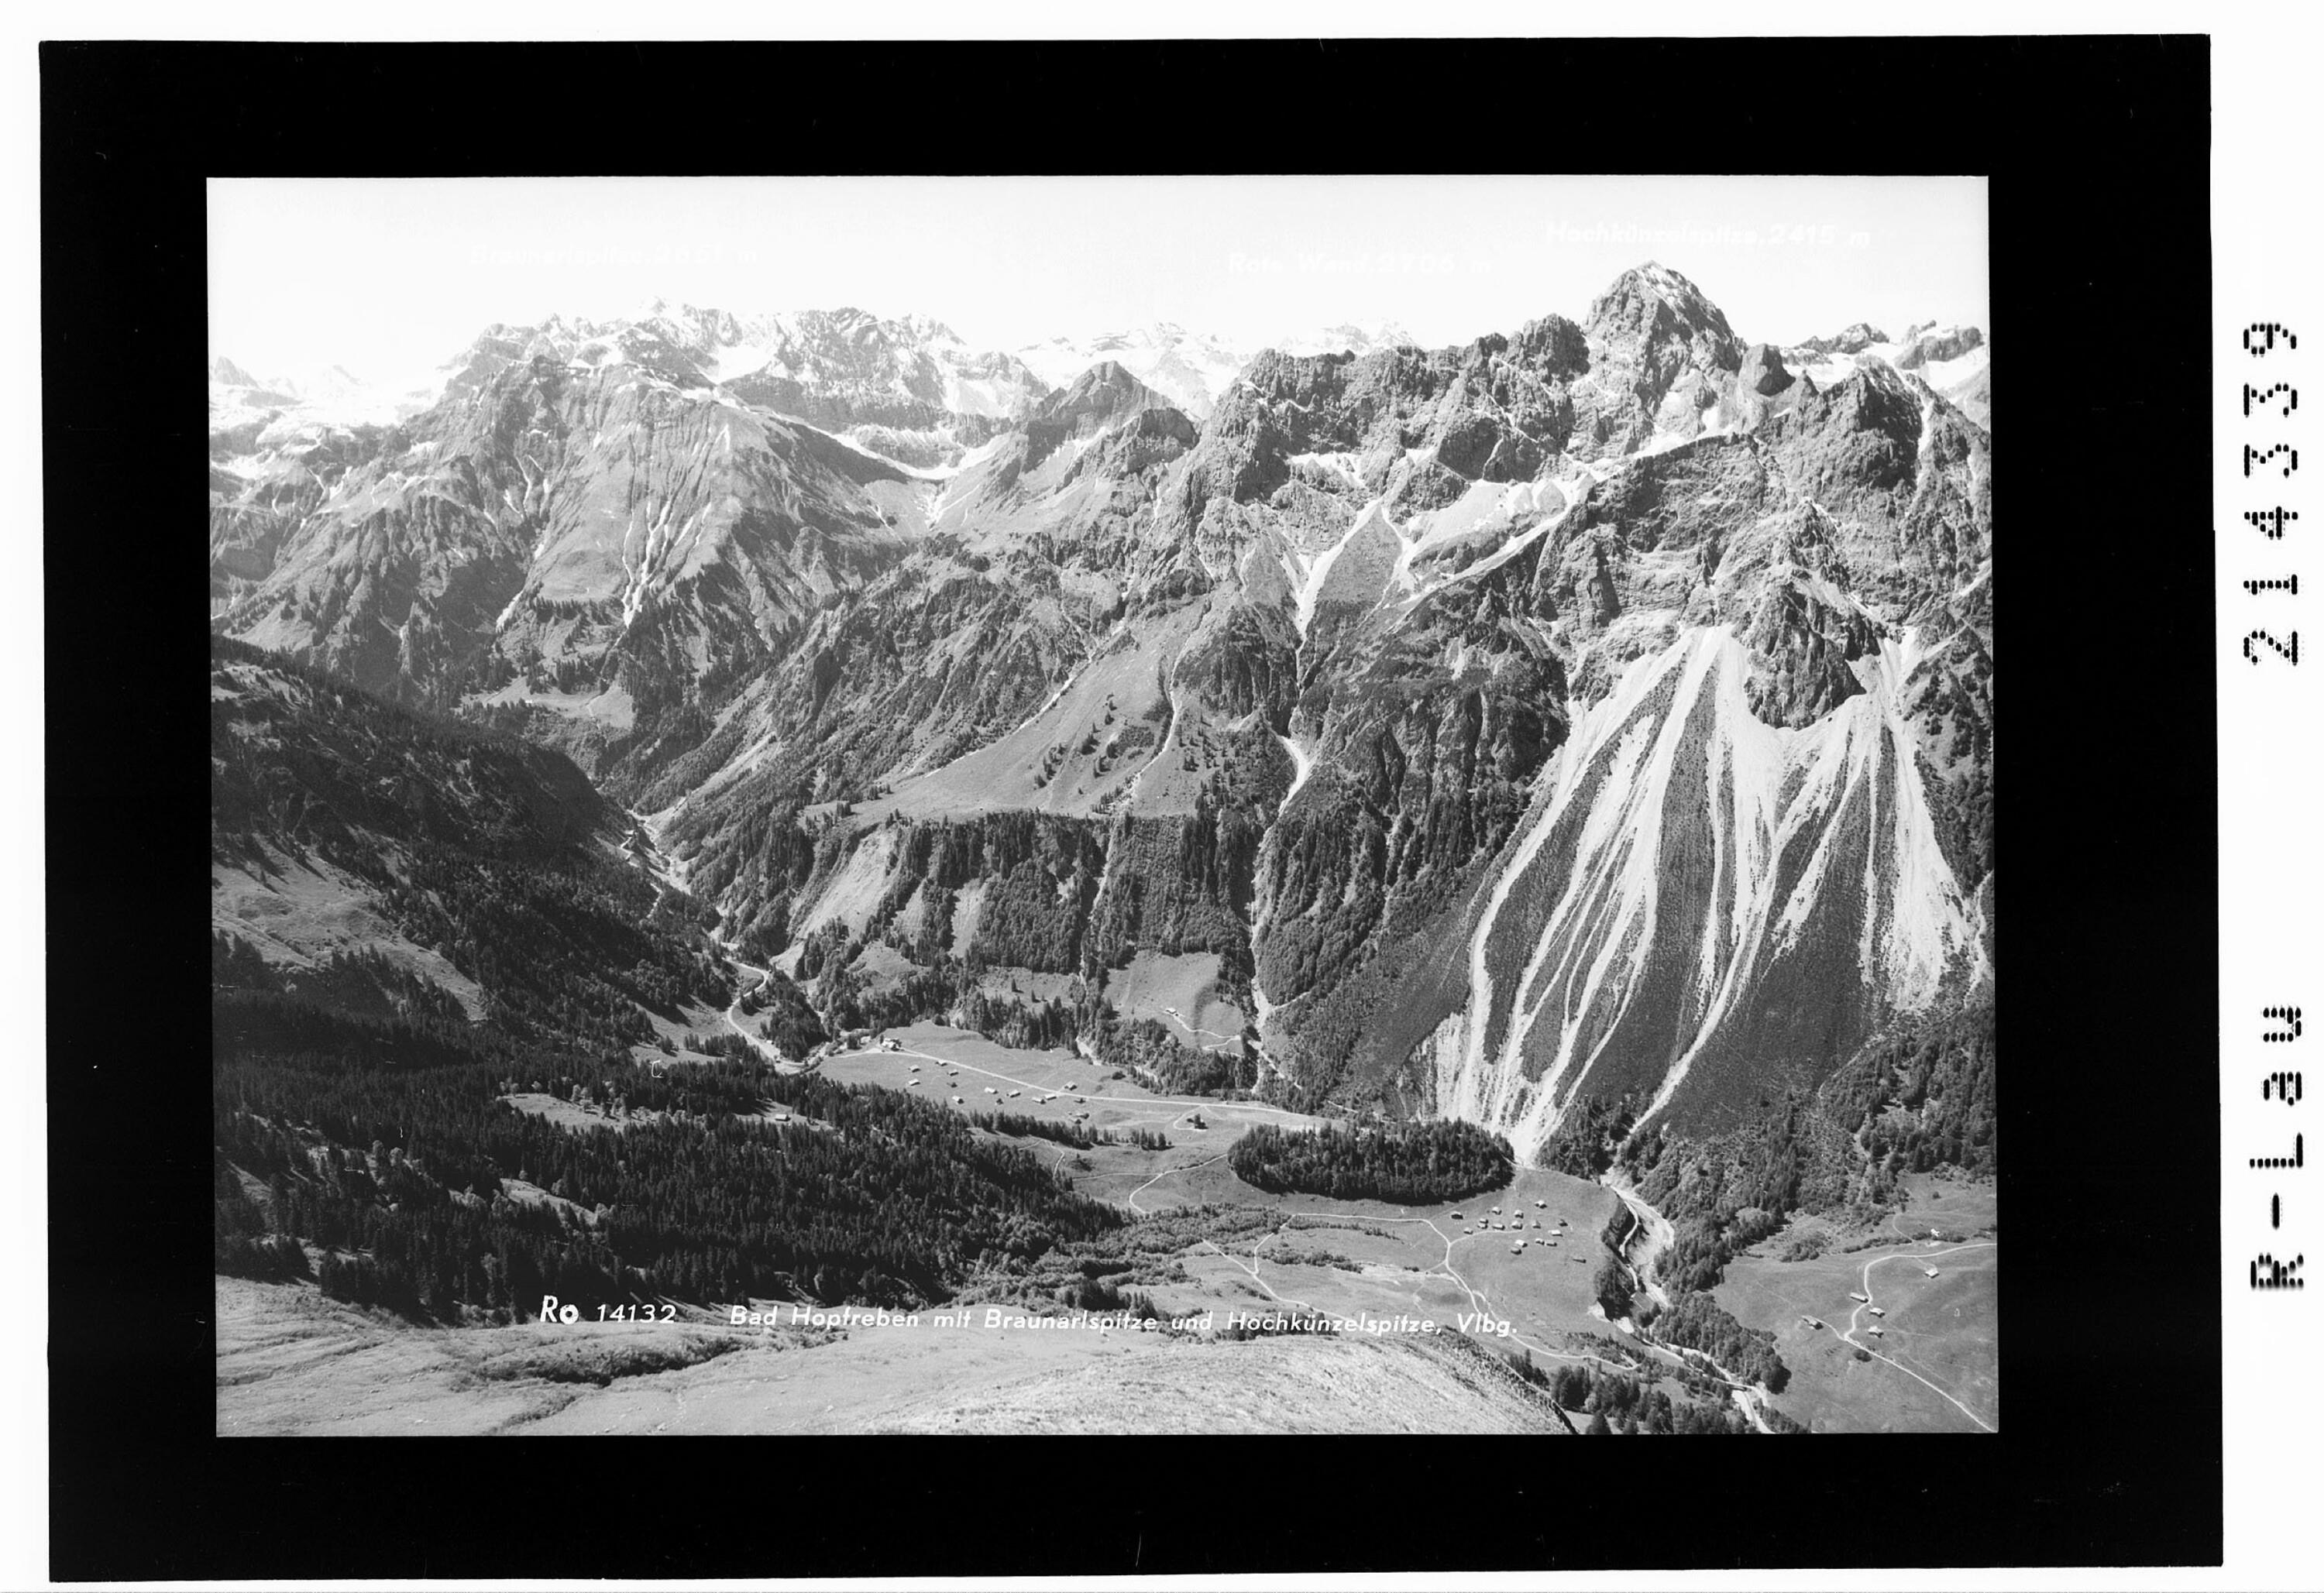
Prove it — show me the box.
[212,634,732,1051]
[215,1275,1573,1436]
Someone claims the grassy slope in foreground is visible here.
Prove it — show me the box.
[216,1275,1568,1436]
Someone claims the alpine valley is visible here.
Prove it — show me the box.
[213,265,1996,1434]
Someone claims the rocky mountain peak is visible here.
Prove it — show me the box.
[1586,262,1740,362]
[1789,321,1893,359]
[892,311,962,345]
[807,306,960,350]
[1566,263,1744,456]
[1037,360,1166,426]
[1893,324,1986,371]
[1019,360,1194,476]
[1790,356,1923,445]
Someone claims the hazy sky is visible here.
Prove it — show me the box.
[209,175,1988,383]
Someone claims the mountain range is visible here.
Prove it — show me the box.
[210,262,1993,1159]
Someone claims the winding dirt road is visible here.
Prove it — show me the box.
[1608,1177,1996,1433]
[1830,1241,1998,1432]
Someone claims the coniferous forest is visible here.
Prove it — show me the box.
[1617,1001,1999,1234]
[1227,1118,1514,1203]
[215,989,1123,1316]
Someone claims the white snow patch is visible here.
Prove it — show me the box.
[1916,342,1989,393]
[1290,498,1391,637]
[1277,733,1315,816]
[1284,451,1367,491]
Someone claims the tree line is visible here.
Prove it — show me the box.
[215,990,1124,1319]
[1507,1351,1784,1435]
[1634,1291,1789,1392]
[1616,1001,1997,1233]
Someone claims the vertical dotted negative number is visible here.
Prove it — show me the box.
[2246,321,2298,355]
[2240,321,2299,664]
[2257,1011,2304,1289]
[2247,383,2298,417]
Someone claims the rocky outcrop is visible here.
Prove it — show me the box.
[1735,572,1880,727]
[1793,321,1890,359]
[1738,342,1794,396]
[1893,324,1985,370]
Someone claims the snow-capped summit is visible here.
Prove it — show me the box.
[1585,261,1740,355]
[1776,320,1991,429]
[417,305,1054,429]
[208,353,442,433]
[1566,262,1747,457]
[1014,318,1422,421]
[1628,259,1709,300]
[1013,322,1248,419]
[209,355,265,389]
[284,364,371,403]
[1268,319,1418,359]
[1033,360,1174,427]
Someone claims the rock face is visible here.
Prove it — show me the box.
[1738,342,1794,397]
[1894,324,1985,370]
[213,264,1993,1155]
[209,422,387,618]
